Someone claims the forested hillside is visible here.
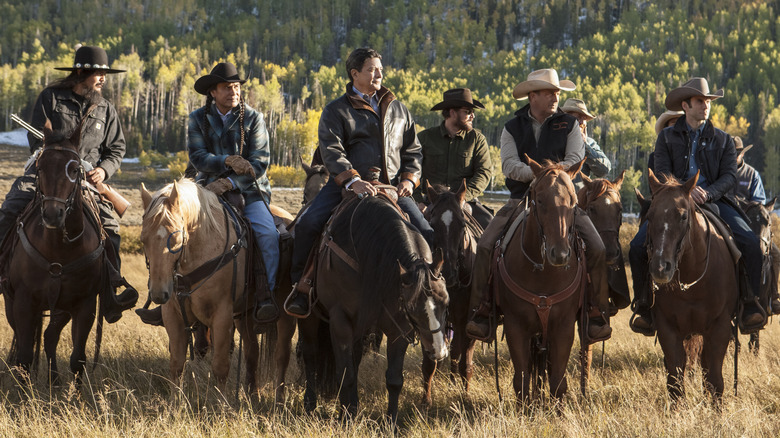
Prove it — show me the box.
[2,0,780,204]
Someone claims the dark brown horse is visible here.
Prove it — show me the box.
[639,169,737,402]
[4,121,106,383]
[737,196,778,352]
[496,157,587,407]
[420,181,481,405]
[306,192,449,421]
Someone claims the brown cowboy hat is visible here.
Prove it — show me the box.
[654,110,685,135]
[560,98,595,120]
[430,88,485,111]
[733,136,753,154]
[55,45,125,74]
[512,68,576,100]
[664,78,724,111]
[194,62,247,95]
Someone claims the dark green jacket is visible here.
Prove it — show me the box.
[416,122,492,202]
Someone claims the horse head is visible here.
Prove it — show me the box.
[526,155,583,267]
[742,196,776,255]
[36,119,85,230]
[141,180,193,304]
[644,168,698,284]
[425,181,467,287]
[578,171,625,265]
[398,247,449,361]
[301,156,329,205]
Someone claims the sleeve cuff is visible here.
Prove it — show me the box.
[400,172,419,188]
[335,169,360,186]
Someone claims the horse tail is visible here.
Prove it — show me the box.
[530,337,548,399]
[295,319,338,398]
[92,313,103,372]
[31,312,43,375]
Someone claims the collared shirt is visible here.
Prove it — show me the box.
[416,121,492,202]
[686,124,707,187]
[352,85,380,113]
[500,110,584,183]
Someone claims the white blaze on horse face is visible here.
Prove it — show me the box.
[156,226,168,239]
[425,297,448,360]
[440,209,453,234]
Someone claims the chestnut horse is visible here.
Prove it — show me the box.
[496,157,587,407]
[140,179,259,393]
[307,193,449,421]
[4,121,107,382]
[639,169,736,402]
[420,181,481,405]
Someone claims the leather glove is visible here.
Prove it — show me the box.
[205,178,234,196]
[225,155,256,178]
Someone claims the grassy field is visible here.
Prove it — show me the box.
[1,144,780,436]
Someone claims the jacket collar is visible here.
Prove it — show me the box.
[206,104,239,137]
[345,82,394,111]
[437,120,467,139]
[515,104,568,125]
[672,115,714,138]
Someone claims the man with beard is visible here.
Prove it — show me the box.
[416,88,493,228]
[0,45,136,323]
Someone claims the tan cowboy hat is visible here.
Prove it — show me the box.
[733,136,753,154]
[665,77,724,111]
[654,110,685,135]
[55,45,125,74]
[512,69,576,100]
[560,98,595,120]
[194,62,247,95]
[430,88,485,111]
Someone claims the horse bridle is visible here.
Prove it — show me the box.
[522,170,577,271]
[390,259,446,345]
[35,145,86,243]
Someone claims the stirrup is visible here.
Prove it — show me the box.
[283,284,313,319]
[738,299,767,334]
[629,311,655,337]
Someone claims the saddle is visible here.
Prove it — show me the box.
[294,183,405,301]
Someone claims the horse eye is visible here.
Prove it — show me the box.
[681,212,688,221]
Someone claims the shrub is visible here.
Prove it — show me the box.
[267,165,306,187]
[167,151,189,178]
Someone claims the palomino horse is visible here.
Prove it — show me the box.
[495,157,587,407]
[140,179,259,393]
[420,181,481,405]
[738,197,778,352]
[4,121,106,382]
[307,192,449,421]
[639,169,736,402]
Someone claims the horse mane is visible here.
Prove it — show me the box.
[330,196,432,331]
[577,179,620,209]
[143,178,223,237]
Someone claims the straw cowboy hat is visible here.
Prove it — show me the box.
[664,77,724,111]
[430,88,485,111]
[654,110,685,135]
[733,136,753,154]
[55,45,125,74]
[194,62,247,95]
[560,98,595,120]
[512,68,576,100]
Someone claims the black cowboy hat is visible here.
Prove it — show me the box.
[55,45,125,74]
[430,88,485,111]
[194,62,247,95]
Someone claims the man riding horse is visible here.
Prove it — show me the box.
[465,68,612,342]
[136,61,279,325]
[285,47,434,317]
[0,45,136,323]
[629,78,766,335]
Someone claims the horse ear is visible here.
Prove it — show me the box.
[612,170,626,190]
[682,170,699,196]
[426,181,439,204]
[69,117,85,145]
[766,196,777,212]
[648,168,663,195]
[141,182,153,210]
[168,180,181,209]
[526,154,544,178]
[42,119,53,140]
[635,187,648,206]
[566,158,586,181]
[431,247,445,277]
[581,173,593,187]
[300,156,312,175]
[455,179,467,206]
[397,260,412,286]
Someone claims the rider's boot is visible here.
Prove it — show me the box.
[255,279,279,324]
[739,265,767,333]
[587,307,612,341]
[629,274,655,336]
[102,234,139,323]
[285,284,310,318]
[136,306,164,326]
[465,248,494,341]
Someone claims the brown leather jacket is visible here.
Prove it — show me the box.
[318,83,422,187]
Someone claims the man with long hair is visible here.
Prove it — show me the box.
[0,45,137,323]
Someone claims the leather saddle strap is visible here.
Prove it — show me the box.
[175,208,239,293]
[324,239,360,272]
